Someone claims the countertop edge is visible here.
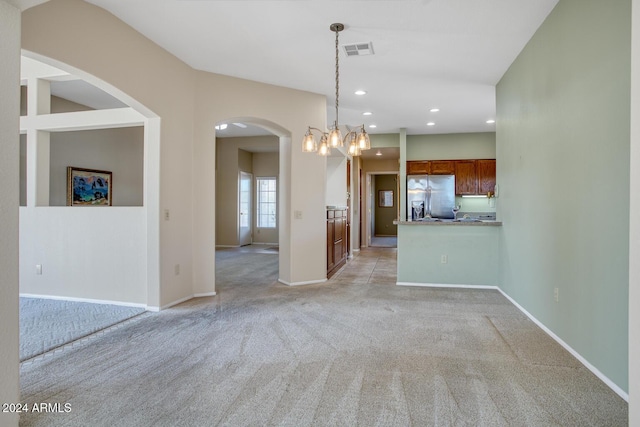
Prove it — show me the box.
[394,220,502,226]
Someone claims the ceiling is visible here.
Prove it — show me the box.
[19,0,558,151]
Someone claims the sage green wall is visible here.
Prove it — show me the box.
[374,174,398,236]
[407,133,495,160]
[497,0,630,393]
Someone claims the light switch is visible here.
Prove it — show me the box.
[36,264,42,275]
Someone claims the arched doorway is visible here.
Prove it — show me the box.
[213,117,292,289]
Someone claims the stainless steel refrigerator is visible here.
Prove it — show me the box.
[407,175,455,220]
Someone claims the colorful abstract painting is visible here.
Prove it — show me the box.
[67,167,112,206]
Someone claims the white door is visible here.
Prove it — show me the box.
[239,171,252,246]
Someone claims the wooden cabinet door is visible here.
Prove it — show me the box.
[455,160,477,195]
[407,161,430,175]
[429,160,455,175]
[477,159,496,195]
[327,219,335,271]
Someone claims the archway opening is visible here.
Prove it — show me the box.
[213,117,291,291]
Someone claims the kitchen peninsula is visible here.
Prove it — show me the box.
[395,219,502,288]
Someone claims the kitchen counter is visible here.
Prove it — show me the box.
[395,220,501,226]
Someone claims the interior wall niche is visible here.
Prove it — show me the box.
[48,126,144,206]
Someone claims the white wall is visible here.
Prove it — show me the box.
[20,208,147,305]
[0,2,20,426]
[326,156,347,207]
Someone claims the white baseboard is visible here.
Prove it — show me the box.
[19,293,147,310]
[496,288,629,402]
[215,245,240,248]
[193,292,217,297]
[278,278,327,286]
[396,282,498,290]
[393,282,628,401]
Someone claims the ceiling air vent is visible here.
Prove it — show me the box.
[342,42,374,57]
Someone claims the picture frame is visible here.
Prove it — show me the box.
[378,190,394,207]
[67,167,112,206]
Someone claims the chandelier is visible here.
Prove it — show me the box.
[302,23,371,157]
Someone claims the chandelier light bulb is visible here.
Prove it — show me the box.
[348,134,361,156]
[357,128,371,150]
[302,129,317,152]
[318,135,331,156]
[328,125,343,148]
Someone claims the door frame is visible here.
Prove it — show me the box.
[363,171,399,247]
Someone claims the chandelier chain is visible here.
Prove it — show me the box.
[334,27,340,126]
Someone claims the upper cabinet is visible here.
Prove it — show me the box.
[407,160,430,174]
[429,160,455,175]
[476,159,496,196]
[454,160,477,195]
[407,159,496,195]
[406,160,455,175]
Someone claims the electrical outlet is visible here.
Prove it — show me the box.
[164,209,170,221]
[174,264,180,275]
[554,287,559,303]
[441,255,448,264]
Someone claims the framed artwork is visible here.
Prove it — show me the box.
[67,167,112,206]
[378,190,394,207]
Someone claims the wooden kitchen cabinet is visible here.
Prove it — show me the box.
[476,159,496,195]
[406,161,430,174]
[429,160,455,175]
[454,160,478,195]
[327,208,347,278]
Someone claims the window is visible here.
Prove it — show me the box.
[257,177,277,228]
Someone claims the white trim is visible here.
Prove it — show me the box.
[158,295,194,311]
[19,293,147,309]
[215,244,240,248]
[278,278,327,286]
[20,107,144,132]
[496,288,629,402]
[193,292,217,297]
[396,282,498,290]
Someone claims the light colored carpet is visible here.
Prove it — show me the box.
[19,297,146,361]
[19,247,627,426]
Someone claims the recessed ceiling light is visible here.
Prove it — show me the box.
[375,150,382,156]
[427,122,435,126]
[369,124,377,128]
[486,119,496,124]
[363,111,372,116]
[430,108,440,113]
[355,90,367,96]
[215,124,228,130]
